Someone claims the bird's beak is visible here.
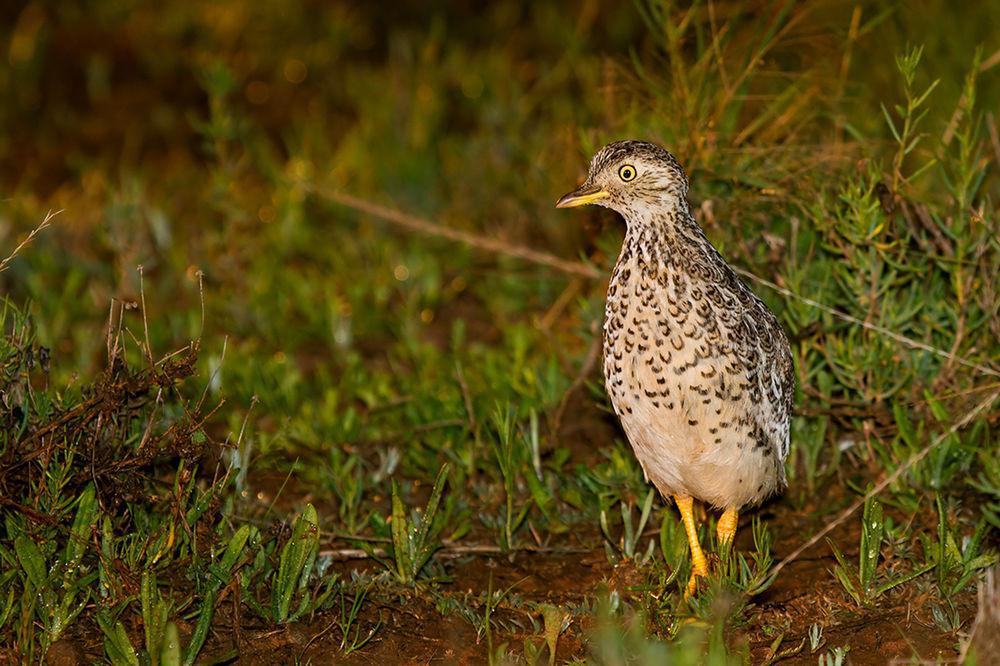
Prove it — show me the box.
[555,184,610,208]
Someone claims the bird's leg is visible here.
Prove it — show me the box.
[716,507,739,551]
[674,494,709,597]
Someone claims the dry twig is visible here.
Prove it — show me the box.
[323,189,1000,380]
[0,209,60,274]
[319,539,587,562]
[318,187,602,280]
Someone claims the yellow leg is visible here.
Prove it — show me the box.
[716,507,739,549]
[674,494,709,597]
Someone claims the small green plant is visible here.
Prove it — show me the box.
[523,410,568,533]
[524,604,570,666]
[760,632,806,665]
[185,523,257,661]
[828,495,932,606]
[658,510,689,588]
[335,583,381,654]
[481,574,517,660]
[589,585,739,665]
[600,488,657,565]
[818,645,850,666]
[97,607,140,666]
[929,601,962,632]
[100,597,184,666]
[490,406,531,551]
[243,504,332,627]
[971,448,1000,531]
[103,525,258,666]
[684,516,775,624]
[385,464,450,584]
[140,571,171,665]
[326,449,372,535]
[439,574,524,665]
[921,496,996,599]
[807,623,824,653]
[271,504,322,623]
[13,483,98,655]
[434,591,483,636]
[882,44,940,190]
[790,414,832,500]
[717,517,775,596]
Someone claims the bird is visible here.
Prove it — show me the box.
[556,140,794,595]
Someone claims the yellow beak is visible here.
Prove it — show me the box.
[555,184,610,208]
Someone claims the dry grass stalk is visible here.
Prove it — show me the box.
[0,209,60,274]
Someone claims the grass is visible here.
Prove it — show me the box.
[1,0,999,662]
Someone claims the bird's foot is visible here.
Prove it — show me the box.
[716,507,739,552]
[684,562,710,599]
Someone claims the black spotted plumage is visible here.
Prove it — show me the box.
[559,139,795,513]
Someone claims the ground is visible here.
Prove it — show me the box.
[1,1,999,664]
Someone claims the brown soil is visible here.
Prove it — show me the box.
[11,354,977,666]
[742,496,975,665]
[193,409,976,665]
[34,506,977,666]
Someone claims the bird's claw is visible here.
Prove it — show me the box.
[684,566,709,599]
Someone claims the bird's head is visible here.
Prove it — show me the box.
[556,140,688,220]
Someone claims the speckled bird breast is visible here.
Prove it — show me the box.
[601,225,794,506]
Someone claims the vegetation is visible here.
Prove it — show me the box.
[1,0,998,662]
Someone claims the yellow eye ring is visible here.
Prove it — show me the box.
[619,165,637,181]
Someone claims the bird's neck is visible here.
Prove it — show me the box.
[619,202,713,273]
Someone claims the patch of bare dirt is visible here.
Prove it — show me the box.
[743,492,976,664]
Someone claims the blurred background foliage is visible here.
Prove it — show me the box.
[0,0,998,662]
[1,0,997,418]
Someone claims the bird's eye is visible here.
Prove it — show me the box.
[618,165,637,181]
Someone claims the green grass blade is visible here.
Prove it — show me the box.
[859,496,883,596]
[64,483,97,567]
[272,503,319,623]
[184,590,216,666]
[97,611,139,666]
[390,481,413,583]
[161,622,182,666]
[416,463,450,556]
[13,535,46,591]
